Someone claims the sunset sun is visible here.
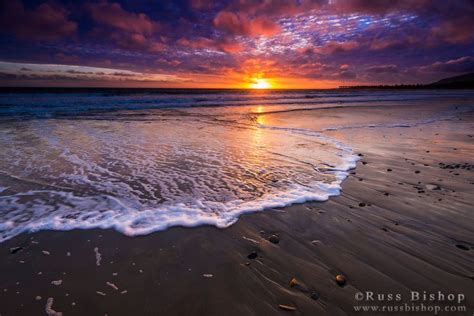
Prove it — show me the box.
[250,78,271,89]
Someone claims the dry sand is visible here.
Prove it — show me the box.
[0,109,473,315]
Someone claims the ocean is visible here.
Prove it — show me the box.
[0,89,473,242]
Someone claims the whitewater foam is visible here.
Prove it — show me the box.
[0,113,357,242]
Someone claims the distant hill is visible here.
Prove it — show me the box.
[340,72,474,89]
[429,72,474,88]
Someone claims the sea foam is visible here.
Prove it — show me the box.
[0,110,357,242]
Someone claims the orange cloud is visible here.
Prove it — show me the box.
[213,11,280,37]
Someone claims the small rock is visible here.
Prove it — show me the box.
[414,170,420,174]
[268,235,280,244]
[106,282,119,290]
[387,168,392,172]
[35,296,42,301]
[203,274,213,278]
[289,278,299,287]
[247,251,258,259]
[51,280,62,286]
[310,292,320,300]
[278,304,296,311]
[425,184,440,190]
[42,250,50,256]
[359,202,366,207]
[456,244,469,251]
[10,247,23,254]
[362,161,367,165]
[335,274,346,287]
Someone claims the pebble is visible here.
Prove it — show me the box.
[106,282,119,290]
[247,251,258,259]
[456,244,469,251]
[45,297,62,316]
[289,278,299,287]
[268,235,280,244]
[94,247,102,266]
[278,304,296,311]
[35,296,42,300]
[203,274,213,278]
[310,292,320,300]
[335,274,346,287]
[51,280,62,286]
[359,202,366,207]
[42,250,51,256]
[387,168,392,172]
[426,184,440,190]
[9,247,23,254]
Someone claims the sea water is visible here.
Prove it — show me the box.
[0,89,472,242]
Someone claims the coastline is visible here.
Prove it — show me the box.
[1,109,473,315]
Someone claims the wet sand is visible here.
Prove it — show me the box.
[1,109,473,315]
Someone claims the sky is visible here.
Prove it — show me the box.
[0,0,473,88]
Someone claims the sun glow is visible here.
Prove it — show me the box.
[250,78,271,89]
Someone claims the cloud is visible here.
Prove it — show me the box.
[86,2,165,52]
[431,15,474,44]
[367,64,399,73]
[85,2,167,53]
[213,11,280,37]
[0,0,77,41]
[332,0,429,14]
[333,0,474,45]
[227,0,325,17]
[177,36,244,53]
[314,41,360,54]
[419,56,474,73]
[0,61,184,85]
[87,2,158,34]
